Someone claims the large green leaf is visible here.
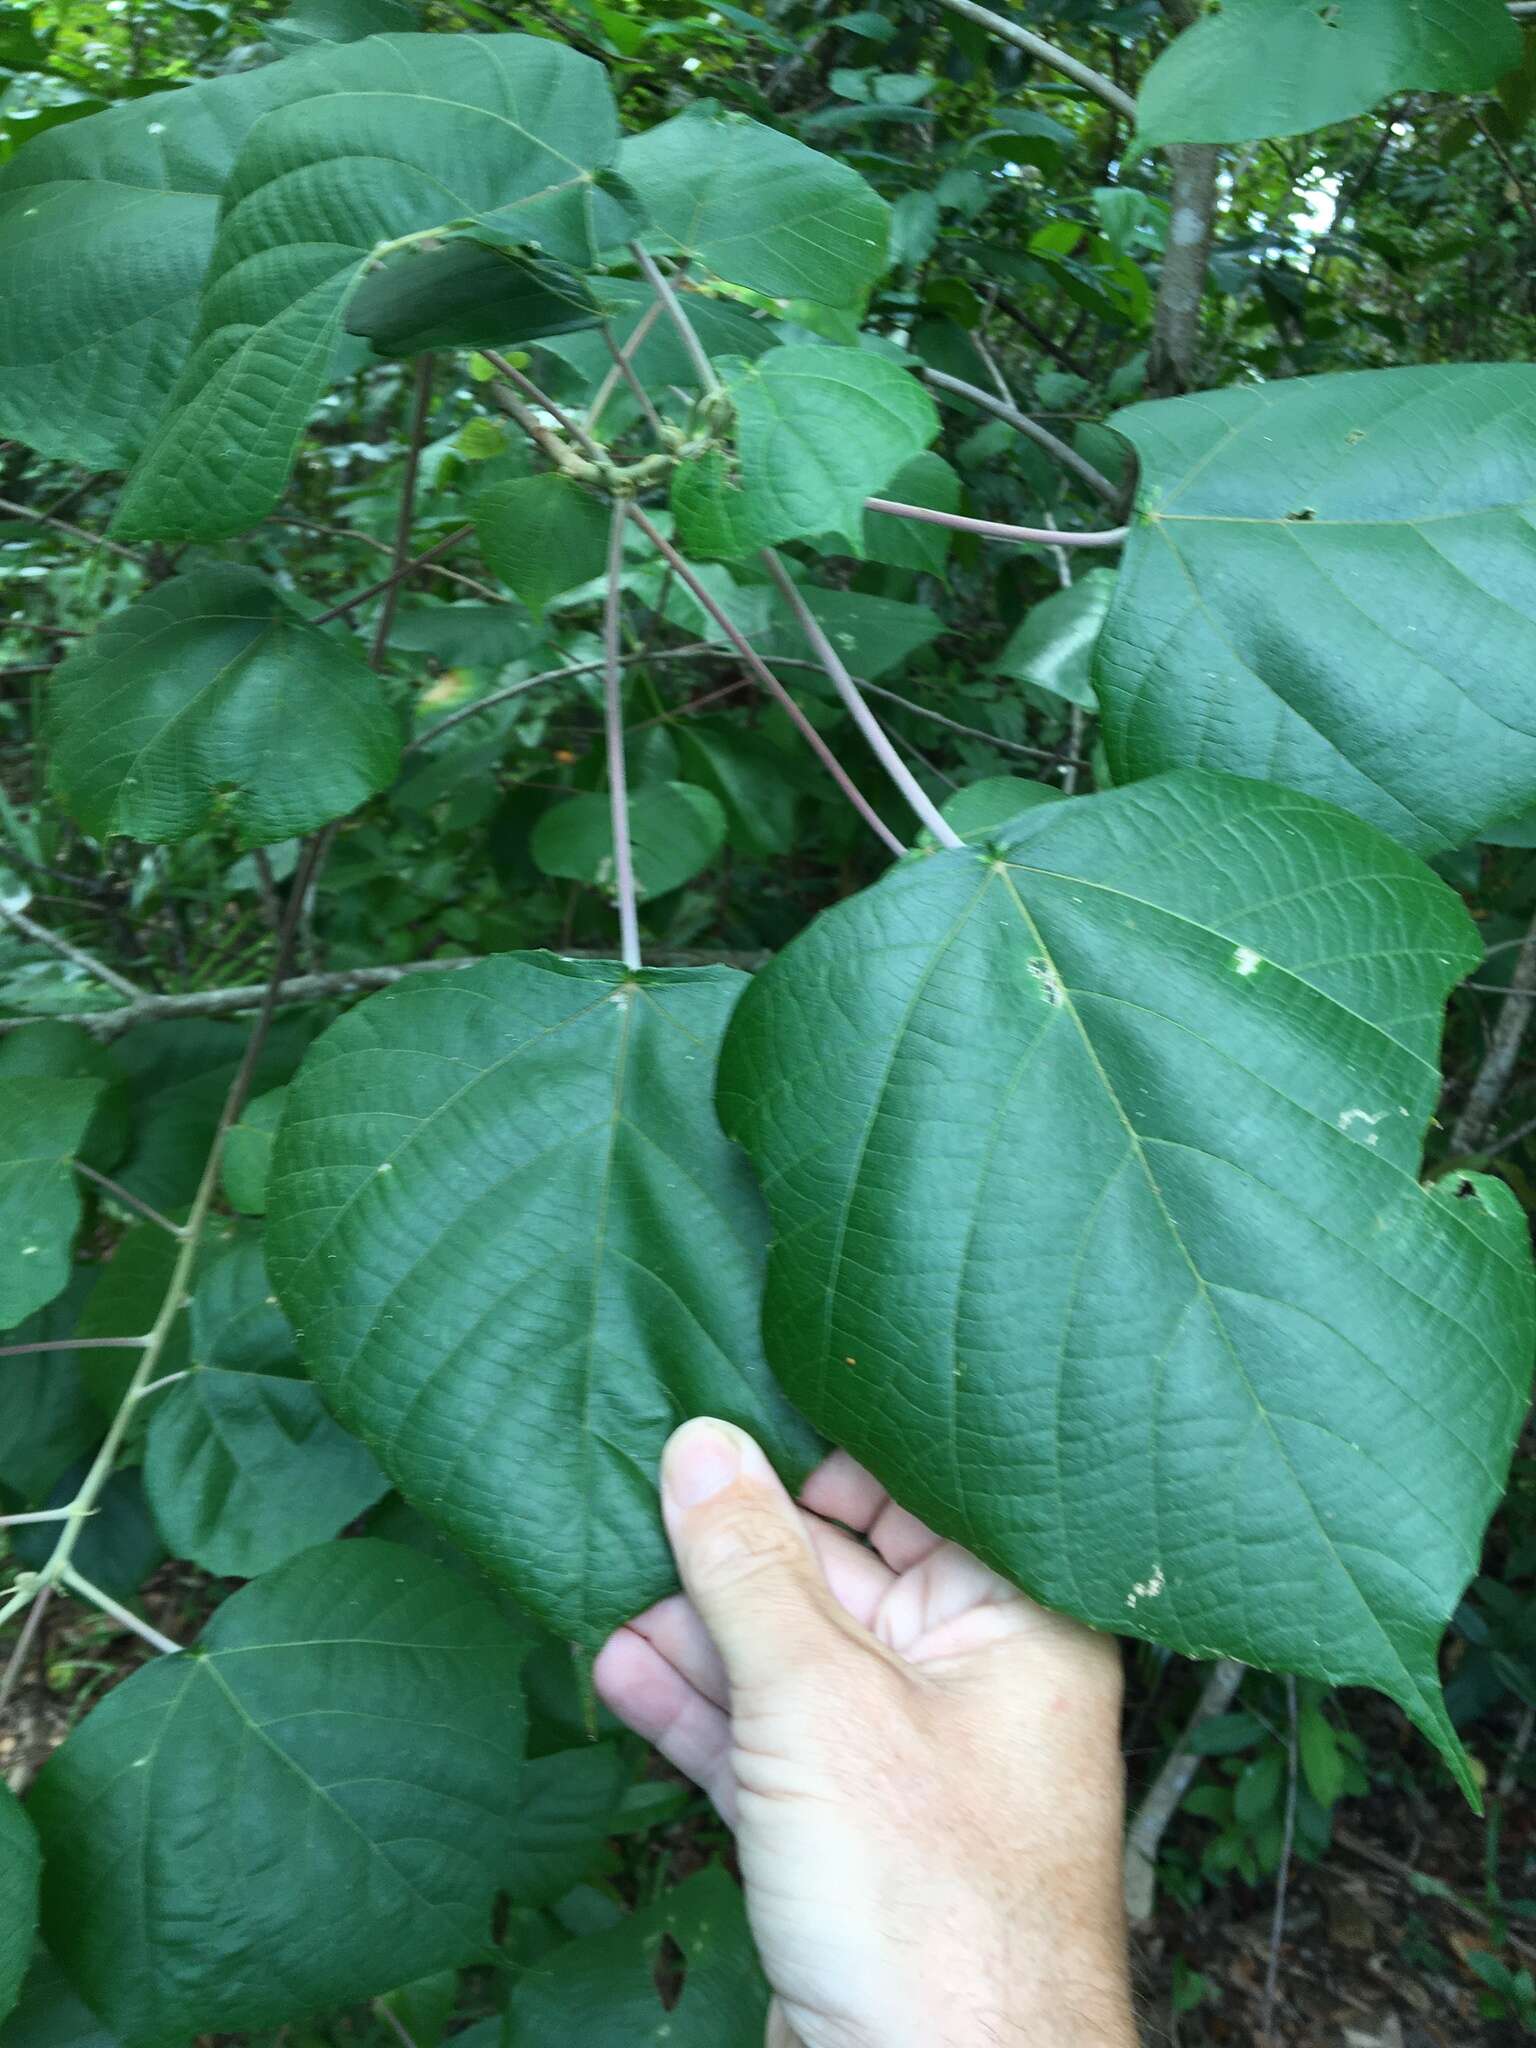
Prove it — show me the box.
[0,1077,101,1326]
[1096,366,1536,855]
[718,771,1533,1794]
[346,238,599,358]
[46,568,400,848]
[143,1238,386,1578]
[507,1865,768,2044]
[717,346,939,552]
[29,1541,528,2044]
[1136,0,1521,146]
[0,1787,40,2027]
[530,783,728,899]
[266,955,817,1646]
[0,57,322,468]
[619,108,888,307]
[113,35,619,540]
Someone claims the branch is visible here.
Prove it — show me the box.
[0,493,149,567]
[760,550,962,849]
[480,349,604,461]
[625,506,907,859]
[370,353,437,668]
[929,0,1136,120]
[922,368,1122,506]
[1449,900,1536,1153]
[630,243,724,395]
[602,500,642,970]
[0,902,145,998]
[865,497,1128,547]
[0,833,321,1703]
[307,525,476,627]
[1123,1656,1245,1921]
[1148,143,1219,395]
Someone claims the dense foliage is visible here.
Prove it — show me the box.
[3,0,1536,2039]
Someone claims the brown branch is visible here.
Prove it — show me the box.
[0,494,149,567]
[1450,901,1536,1153]
[370,354,436,668]
[930,0,1136,120]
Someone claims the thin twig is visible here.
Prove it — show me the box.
[761,551,961,848]
[922,369,1122,506]
[1124,1657,1246,1921]
[630,243,724,395]
[599,325,667,440]
[72,1161,185,1238]
[588,301,664,436]
[60,1566,183,1658]
[308,526,475,628]
[0,902,144,997]
[1450,901,1536,1152]
[1261,1677,1300,2042]
[0,1336,147,1358]
[929,0,1136,120]
[625,507,905,858]
[479,349,604,460]
[865,498,1128,547]
[602,501,642,970]
[0,494,149,567]
[0,1582,53,1715]
[370,354,436,668]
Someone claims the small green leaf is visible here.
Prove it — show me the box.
[531,784,728,899]
[266,956,817,1646]
[0,1272,101,1506]
[502,1744,628,1906]
[620,108,888,306]
[30,1541,529,2044]
[1136,0,1521,145]
[222,1088,288,1217]
[0,1787,40,2026]
[1098,366,1536,853]
[475,475,611,618]
[144,1369,387,1578]
[113,35,620,539]
[861,451,961,571]
[266,0,419,51]
[1298,1701,1347,1806]
[719,771,1534,1798]
[47,569,400,848]
[0,1077,101,1326]
[933,777,1063,843]
[995,569,1116,710]
[508,1865,768,2045]
[726,345,939,551]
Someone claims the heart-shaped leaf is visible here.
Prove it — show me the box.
[47,568,400,847]
[1096,365,1536,855]
[718,770,1534,1795]
[1136,0,1520,146]
[266,955,818,1645]
[620,108,888,306]
[114,35,619,540]
[29,1541,528,2045]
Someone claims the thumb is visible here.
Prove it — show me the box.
[661,1418,849,1697]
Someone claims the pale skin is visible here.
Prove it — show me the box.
[593,1418,1138,2048]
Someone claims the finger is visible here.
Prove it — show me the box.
[799,1449,944,1574]
[661,1419,862,1697]
[591,1625,737,1823]
[630,1512,898,1711]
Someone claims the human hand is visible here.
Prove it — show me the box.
[593,1419,1136,2048]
